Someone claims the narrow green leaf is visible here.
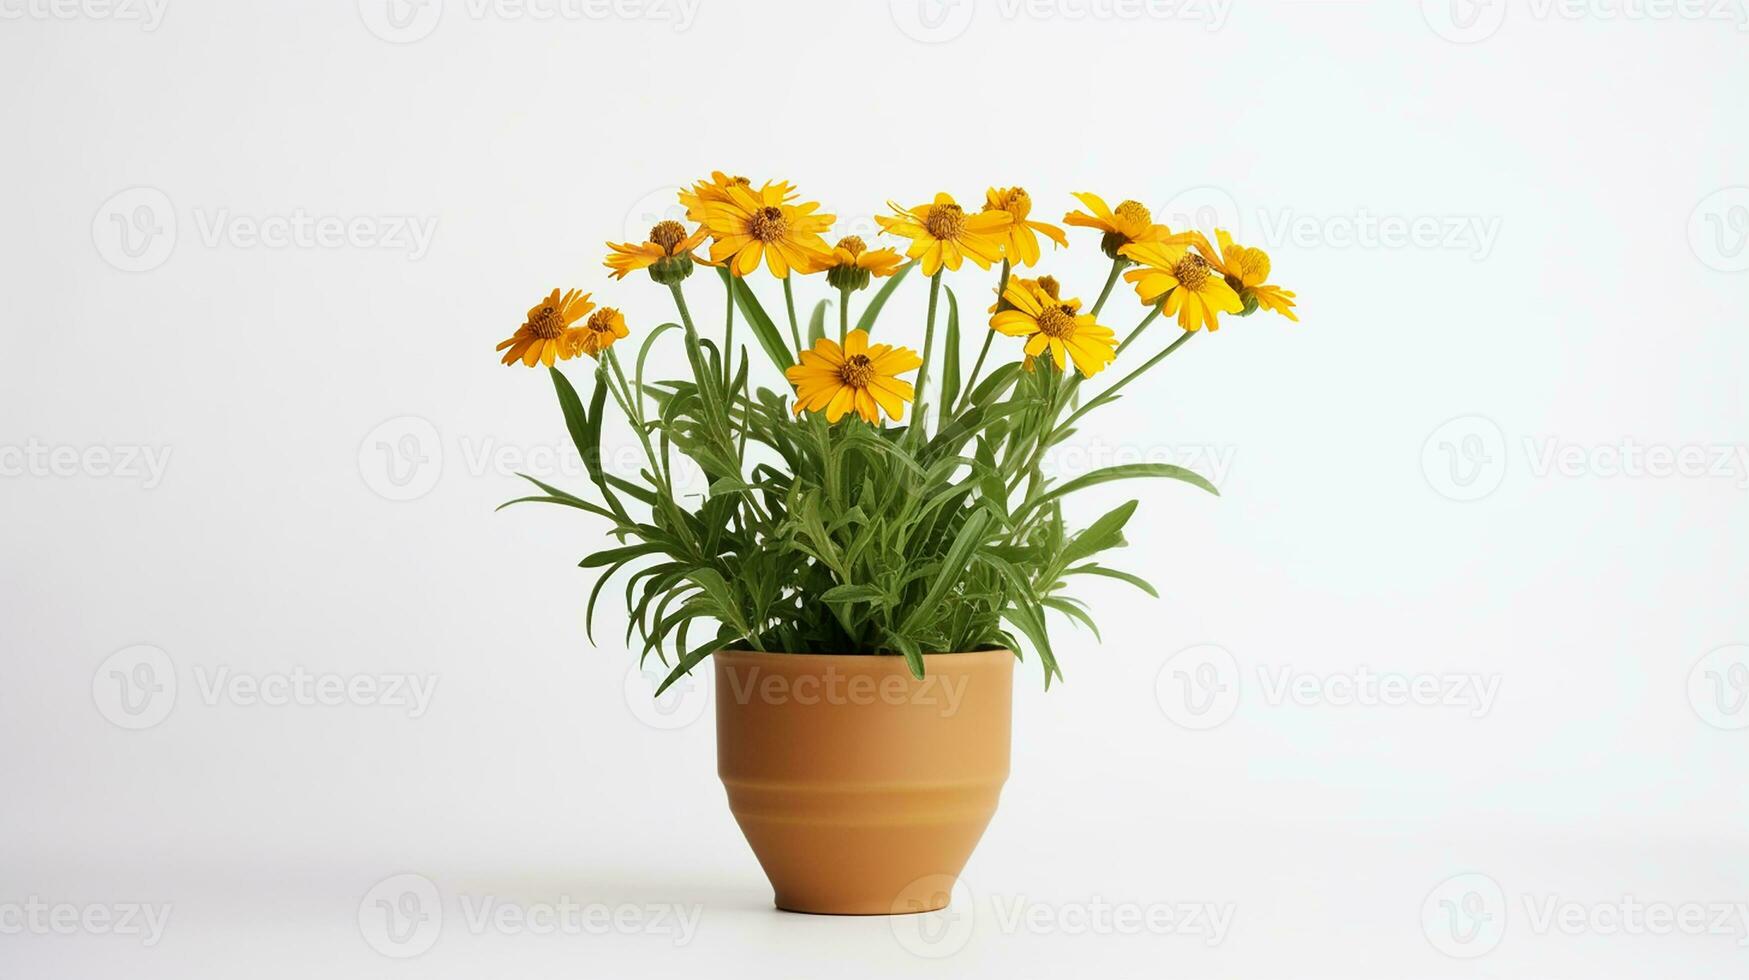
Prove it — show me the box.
[940,286,961,415]
[1021,463,1218,519]
[727,272,795,373]
[1065,564,1159,598]
[807,299,828,345]
[900,509,991,635]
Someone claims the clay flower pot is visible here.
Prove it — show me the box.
[713,649,1014,915]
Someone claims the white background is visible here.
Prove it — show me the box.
[3,0,1748,976]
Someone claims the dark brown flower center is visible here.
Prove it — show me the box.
[924,203,966,241]
[749,206,788,242]
[528,305,565,339]
[838,354,875,387]
[585,308,618,334]
[1174,253,1211,291]
[1036,275,1061,300]
[649,220,687,252]
[1036,305,1076,339]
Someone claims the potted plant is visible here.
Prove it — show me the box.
[496,176,1298,915]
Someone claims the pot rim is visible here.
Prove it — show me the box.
[714,648,1014,667]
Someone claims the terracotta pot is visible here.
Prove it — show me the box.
[713,649,1014,915]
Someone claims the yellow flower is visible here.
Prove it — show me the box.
[821,235,905,291]
[785,328,921,425]
[703,181,835,278]
[604,220,709,282]
[497,288,594,367]
[983,186,1066,267]
[564,306,630,359]
[875,192,1009,276]
[1063,192,1172,259]
[990,277,1117,377]
[1214,229,1299,321]
[680,172,794,224]
[1120,239,1244,333]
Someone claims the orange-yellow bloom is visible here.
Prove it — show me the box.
[821,235,905,290]
[605,220,708,281]
[497,289,594,367]
[1120,239,1244,332]
[984,186,1067,267]
[1214,229,1299,321]
[680,172,794,224]
[990,277,1117,377]
[563,306,630,359]
[703,182,834,278]
[785,329,921,424]
[876,192,1009,276]
[1063,192,1173,258]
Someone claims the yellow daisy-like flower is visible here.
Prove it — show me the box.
[1063,192,1173,259]
[983,186,1067,267]
[703,182,835,279]
[563,306,630,360]
[875,192,1009,276]
[990,277,1117,377]
[604,220,709,281]
[1214,229,1299,321]
[821,235,905,291]
[497,288,594,367]
[1120,239,1244,333]
[785,328,921,425]
[680,172,794,224]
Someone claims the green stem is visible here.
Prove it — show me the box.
[1088,256,1128,318]
[721,273,736,387]
[837,286,850,345]
[956,259,1009,415]
[1115,305,1162,358]
[782,276,802,353]
[1061,328,1196,434]
[911,270,944,441]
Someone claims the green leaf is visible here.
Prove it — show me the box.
[1059,500,1138,567]
[727,272,795,373]
[807,299,828,345]
[1021,463,1217,519]
[890,633,926,680]
[820,584,890,605]
[1065,564,1159,598]
[939,286,961,415]
[855,260,915,334]
[900,509,991,635]
[654,637,721,697]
